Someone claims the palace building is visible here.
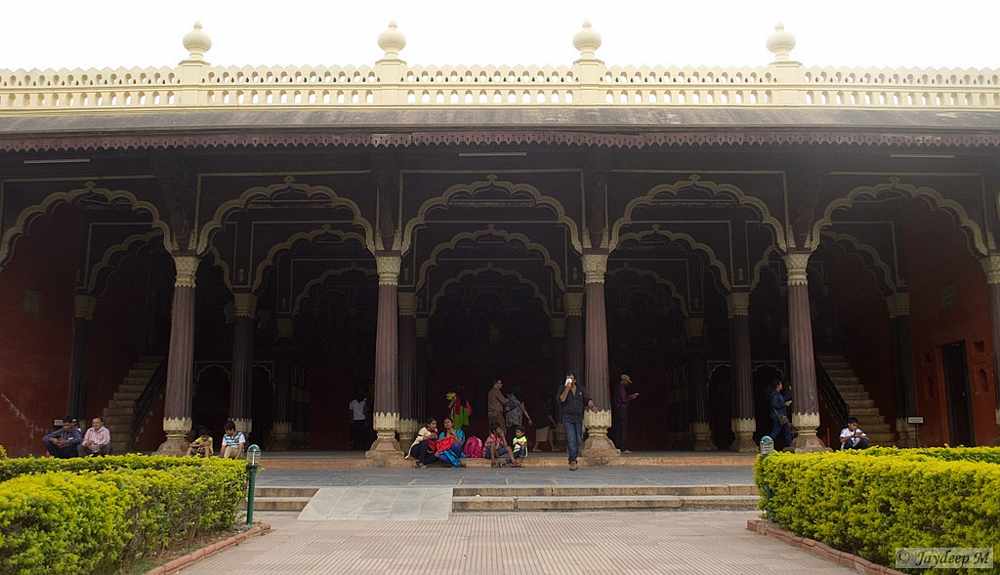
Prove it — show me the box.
[0,21,998,458]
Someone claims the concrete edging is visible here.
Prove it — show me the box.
[145,523,271,575]
[746,519,904,575]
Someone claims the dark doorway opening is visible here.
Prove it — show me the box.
[941,341,974,446]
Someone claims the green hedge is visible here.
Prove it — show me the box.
[0,454,239,483]
[0,458,246,575]
[859,446,1000,465]
[756,451,1000,572]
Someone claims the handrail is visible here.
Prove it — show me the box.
[815,355,850,434]
[131,358,168,442]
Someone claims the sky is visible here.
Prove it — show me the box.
[2,0,997,70]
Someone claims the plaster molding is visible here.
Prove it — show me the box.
[373,411,400,432]
[582,252,608,284]
[376,254,401,286]
[162,417,192,433]
[982,253,1000,285]
[233,293,257,318]
[173,255,200,288]
[783,251,812,286]
[615,227,732,291]
[74,294,97,321]
[584,408,612,431]
[726,292,750,317]
[428,265,551,317]
[732,417,756,432]
[792,412,821,429]
[232,417,252,434]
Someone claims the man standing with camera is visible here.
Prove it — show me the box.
[559,373,587,470]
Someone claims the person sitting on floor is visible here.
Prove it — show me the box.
[187,426,214,457]
[512,426,528,462]
[839,417,870,450]
[42,417,82,458]
[78,417,111,456]
[219,420,246,459]
[435,417,466,468]
[407,418,438,464]
[485,425,519,468]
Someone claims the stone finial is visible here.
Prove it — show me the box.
[182,21,212,62]
[573,19,602,60]
[378,20,406,60]
[766,22,796,64]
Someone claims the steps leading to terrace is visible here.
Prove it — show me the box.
[816,353,895,444]
[101,357,163,454]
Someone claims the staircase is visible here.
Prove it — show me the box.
[102,357,164,454]
[816,353,894,444]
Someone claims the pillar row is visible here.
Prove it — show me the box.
[229,293,257,434]
[397,291,418,448]
[67,294,96,420]
[564,291,584,383]
[367,253,401,457]
[581,251,618,459]
[785,251,825,451]
[415,317,429,422]
[686,316,715,451]
[728,292,756,452]
[270,317,295,451]
[887,292,917,447]
[157,255,200,454]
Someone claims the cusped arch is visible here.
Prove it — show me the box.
[820,231,897,295]
[415,225,565,294]
[808,179,989,256]
[292,265,377,316]
[401,175,583,254]
[429,264,552,318]
[196,177,376,255]
[616,227,732,292]
[751,244,784,291]
[606,265,689,317]
[0,182,174,272]
[86,229,165,295]
[252,226,369,292]
[610,175,786,252]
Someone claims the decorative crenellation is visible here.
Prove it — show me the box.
[550,317,567,338]
[732,417,756,432]
[885,292,911,318]
[582,253,609,284]
[397,418,418,445]
[162,416,192,433]
[981,253,1000,285]
[233,293,257,318]
[173,255,200,288]
[74,294,97,321]
[398,292,417,316]
[784,251,812,286]
[373,411,399,433]
[792,411,821,429]
[232,418,252,434]
[376,255,401,286]
[685,316,705,340]
[584,408,612,432]
[564,292,584,317]
[726,292,750,317]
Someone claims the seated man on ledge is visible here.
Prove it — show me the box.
[42,417,82,458]
[839,416,870,450]
[79,417,111,456]
[219,420,246,459]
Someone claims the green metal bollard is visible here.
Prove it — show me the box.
[246,444,261,526]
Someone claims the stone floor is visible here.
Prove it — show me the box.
[257,465,755,487]
[181,511,855,574]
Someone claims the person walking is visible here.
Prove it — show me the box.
[349,391,369,451]
[558,373,587,471]
[612,374,639,454]
[768,379,793,450]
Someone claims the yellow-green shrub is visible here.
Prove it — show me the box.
[860,446,1000,465]
[756,451,1000,572]
[0,460,246,575]
[0,454,240,483]
[0,445,6,459]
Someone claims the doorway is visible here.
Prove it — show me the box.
[941,341,974,446]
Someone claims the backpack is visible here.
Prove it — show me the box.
[463,435,484,458]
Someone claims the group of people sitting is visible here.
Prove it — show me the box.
[404,418,530,468]
[186,420,249,458]
[42,416,111,458]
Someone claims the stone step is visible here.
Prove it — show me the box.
[103,407,132,416]
[107,399,135,408]
[243,497,312,512]
[452,484,757,498]
[834,385,866,394]
[122,377,151,386]
[842,399,875,408]
[114,392,141,401]
[255,487,320,498]
[452,495,760,512]
[847,407,881,417]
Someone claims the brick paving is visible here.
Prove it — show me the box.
[181,511,854,574]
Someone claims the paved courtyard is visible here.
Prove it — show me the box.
[182,511,853,574]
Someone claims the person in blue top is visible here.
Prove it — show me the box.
[768,379,793,450]
[42,417,82,458]
[435,417,466,468]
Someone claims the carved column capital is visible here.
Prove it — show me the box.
[726,292,750,317]
[398,292,417,316]
[981,253,1000,285]
[564,292,584,317]
[233,293,257,318]
[685,316,705,340]
[582,252,609,284]
[73,294,97,321]
[886,292,911,318]
[173,255,200,288]
[376,254,401,286]
[550,317,567,338]
[783,251,812,286]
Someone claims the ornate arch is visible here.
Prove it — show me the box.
[428,264,552,318]
[415,225,565,294]
[609,175,786,252]
[401,175,583,254]
[616,227,732,291]
[252,226,369,292]
[86,229,164,295]
[820,231,898,294]
[0,182,174,272]
[606,265,689,317]
[750,244,784,291]
[808,178,989,256]
[196,176,376,255]
[291,264,377,316]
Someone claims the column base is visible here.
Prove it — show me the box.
[269,421,291,451]
[691,421,716,451]
[791,430,827,452]
[156,417,191,455]
[397,418,418,454]
[895,419,918,448]
[366,412,400,463]
[582,409,619,464]
[731,431,757,453]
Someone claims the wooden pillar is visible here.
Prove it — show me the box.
[550,317,567,390]
[367,253,401,457]
[687,316,715,451]
[415,317,429,421]
[887,292,917,447]
[157,255,199,454]
[982,254,1000,441]
[582,251,617,459]
[67,294,96,420]
[397,292,418,447]
[785,251,825,451]
[728,292,756,452]
[229,293,256,434]
[270,317,294,450]
[564,291,584,382]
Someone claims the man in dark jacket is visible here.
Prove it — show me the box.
[768,380,793,449]
[559,373,591,470]
[42,417,82,458]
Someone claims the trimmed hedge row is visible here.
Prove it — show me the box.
[860,446,1000,465]
[0,454,236,482]
[756,451,1000,571]
[0,458,246,575]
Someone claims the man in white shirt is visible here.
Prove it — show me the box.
[839,417,870,450]
[78,417,111,456]
[349,393,369,450]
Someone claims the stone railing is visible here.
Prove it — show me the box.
[2,21,999,113]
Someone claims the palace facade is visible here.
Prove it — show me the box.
[1,21,998,458]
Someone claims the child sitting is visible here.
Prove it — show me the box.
[187,426,214,457]
[512,426,528,462]
[485,425,519,468]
